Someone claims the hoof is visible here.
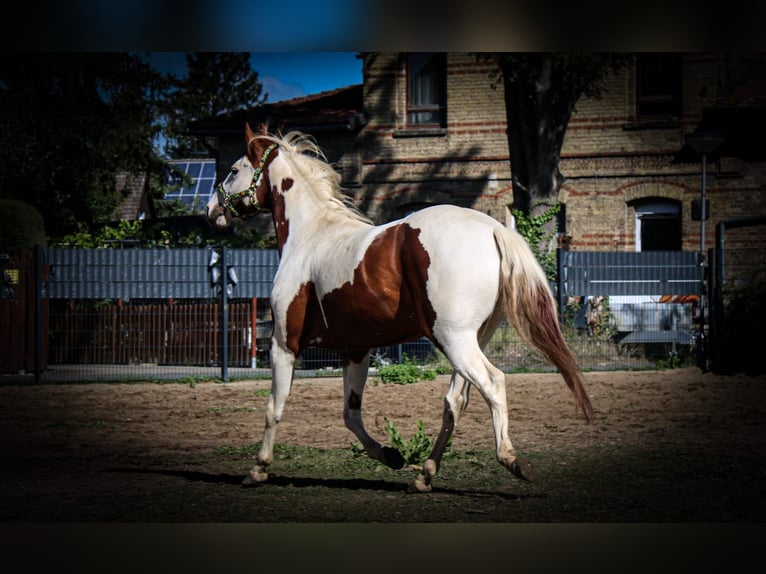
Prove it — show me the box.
[381,446,405,470]
[241,468,269,487]
[509,457,537,482]
[407,477,431,494]
[406,459,436,493]
[407,474,431,494]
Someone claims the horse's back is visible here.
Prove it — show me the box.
[402,204,505,266]
[402,204,503,231]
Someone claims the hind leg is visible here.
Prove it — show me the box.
[242,341,296,486]
[409,370,470,492]
[408,321,502,492]
[470,351,536,482]
[343,352,405,470]
[410,333,535,492]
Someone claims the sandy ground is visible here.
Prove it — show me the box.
[2,367,764,467]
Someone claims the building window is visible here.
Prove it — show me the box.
[633,199,682,251]
[407,53,446,127]
[636,53,682,120]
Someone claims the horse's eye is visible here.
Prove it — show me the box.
[231,167,239,176]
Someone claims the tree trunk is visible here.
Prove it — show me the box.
[502,56,576,255]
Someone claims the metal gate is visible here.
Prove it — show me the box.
[38,246,278,382]
[709,215,766,374]
[0,248,49,374]
[557,249,706,366]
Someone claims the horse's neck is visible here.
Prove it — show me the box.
[275,195,371,257]
[269,160,371,253]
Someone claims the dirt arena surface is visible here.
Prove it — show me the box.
[1,367,765,522]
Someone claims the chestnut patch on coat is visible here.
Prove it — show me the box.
[281,177,294,192]
[283,224,438,358]
[271,184,290,255]
[249,147,279,211]
[284,282,314,355]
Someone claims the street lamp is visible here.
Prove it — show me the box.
[208,246,239,383]
[685,130,724,254]
[684,130,724,372]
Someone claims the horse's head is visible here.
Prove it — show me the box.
[206,123,279,228]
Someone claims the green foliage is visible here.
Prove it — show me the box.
[162,53,266,158]
[0,52,271,248]
[377,354,437,384]
[54,220,145,248]
[0,200,47,254]
[0,53,167,237]
[719,276,766,374]
[655,352,683,370]
[51,217,277,249]
[479,53,634,103]
[384,418,432,466]
[383,418,456,466]
[511,202,560,280]
[587,297,619,341]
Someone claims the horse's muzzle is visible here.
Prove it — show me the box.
[207,204,232,229]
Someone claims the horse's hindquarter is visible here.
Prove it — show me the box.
[407,206,503,329]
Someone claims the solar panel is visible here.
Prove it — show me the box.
[166,160,217,213]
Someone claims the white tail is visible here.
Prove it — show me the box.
[494,228,593,422]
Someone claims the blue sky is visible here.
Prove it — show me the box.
[150,52,363,103]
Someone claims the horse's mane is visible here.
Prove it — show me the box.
[256,130,372,225]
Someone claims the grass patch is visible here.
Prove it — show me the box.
[200,440,765,522]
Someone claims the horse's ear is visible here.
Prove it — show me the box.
[245,123,257,146]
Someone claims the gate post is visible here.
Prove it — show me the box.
[556,248,564,324]
[209,246,229,382]
[220,246,228,382]
[698,247,715,372]
[34,244,43,383]
[712,221,726,372]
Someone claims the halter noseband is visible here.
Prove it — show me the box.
[217,142,279,217]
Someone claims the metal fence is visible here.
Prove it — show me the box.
[47,298,266,367]
[1,245,719,383]
[708,216,766,374]
[556,249,705,370]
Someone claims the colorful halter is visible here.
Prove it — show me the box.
[217,142,279,217]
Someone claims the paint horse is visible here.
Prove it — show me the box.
[207,124,593,492]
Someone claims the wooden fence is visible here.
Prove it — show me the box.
[48,298,270,368]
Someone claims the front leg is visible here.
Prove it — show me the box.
[343,352,405,470]
[243,341,296,486]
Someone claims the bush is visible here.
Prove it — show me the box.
[718,277,766,374]
[377,354,437,384]
[0,200,47,255]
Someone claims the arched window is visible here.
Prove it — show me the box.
[632,199,682,251]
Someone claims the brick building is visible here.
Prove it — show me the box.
[190,52,766,257]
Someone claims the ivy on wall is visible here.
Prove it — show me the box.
[511,202,561,281]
